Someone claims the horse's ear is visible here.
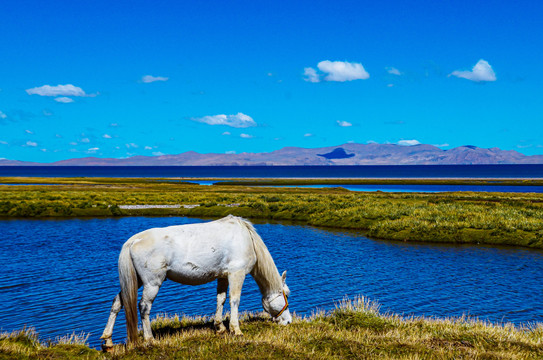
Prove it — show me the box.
[281,271,287,284]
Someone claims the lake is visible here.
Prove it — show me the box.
[1,216,542,348]
[1,164,543,178]
[234,184,543,193]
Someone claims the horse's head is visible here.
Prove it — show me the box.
[262,270,292,325]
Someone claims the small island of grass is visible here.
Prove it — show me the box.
[0,177,542,249]
[1,178,542,359]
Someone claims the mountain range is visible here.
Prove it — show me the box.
[1,143,543,166]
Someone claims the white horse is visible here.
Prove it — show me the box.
[100,215,291,347]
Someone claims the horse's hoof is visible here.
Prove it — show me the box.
[101,343,115,353]
[231,330,244,336]
[215,323,227,334]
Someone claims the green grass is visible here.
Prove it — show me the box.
[2,298,542,359]
[1,177,543,248]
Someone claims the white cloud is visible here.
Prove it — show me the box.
[88,147,99,151]
[222,131,231,136]
[142,75,169,83]
[194,112,256,128]
[43,110,53,116]
[225,150,236,154]
[144,146,152,150]
[126,143,139,148]
[433,143,450,148]
[25,129,33,134]
[26,84,88,97]
[54,97,74,103]
[110,123,118,127]
[240,133,253,138]
[0,111,6,119]
[304,61,370,82]
[25,141,37,147]
[40,148,47,152]
[319,60,370,82]
[337,120,352,127]
[69,142,77,146]
[152,151,165,156]
[304,133,314,137]
[103,134,112,139]
[81,138,90,143]
[303,67,320,83]
[450,59,496,82]
[397,139,421,146]
[386,67,402,76]
[0,140,8,145]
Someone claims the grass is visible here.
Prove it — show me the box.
[2,298,542,359]
[1,177,543,248]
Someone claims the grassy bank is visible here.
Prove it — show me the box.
[1,298,542,359]
[1,177,542,248]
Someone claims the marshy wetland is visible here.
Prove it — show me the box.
[1,177,543,359]
[1,177,542,248]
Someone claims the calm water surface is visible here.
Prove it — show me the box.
[260,184,543,193]
[1,217,542,348]
[1,165,543,178]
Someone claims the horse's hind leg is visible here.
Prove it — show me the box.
[140,283,161,342]
[228,270,246,336]
[214,278,228,334]
[100,293,122,349]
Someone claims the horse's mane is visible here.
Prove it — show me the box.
[232,216,282,294]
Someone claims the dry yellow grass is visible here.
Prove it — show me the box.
[2,298,542,359]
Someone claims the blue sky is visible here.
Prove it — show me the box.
[1,0,542,162]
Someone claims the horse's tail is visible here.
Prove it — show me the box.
[118,238,139,343]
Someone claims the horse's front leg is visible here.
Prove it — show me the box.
[214,278,229,334]
[227,271,246,336]
[100,293,122,350]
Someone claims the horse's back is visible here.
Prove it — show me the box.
[126,216,257,285]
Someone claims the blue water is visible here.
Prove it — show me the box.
[1,181,541,193]
[1,217,542,348]
[266,184,543,193]
[1,165,543,178]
